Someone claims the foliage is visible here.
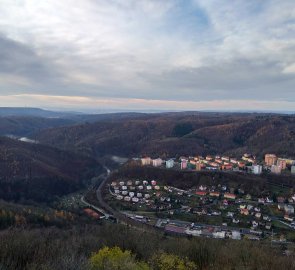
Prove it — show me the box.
[90,247,150,270]
[150,252,196,270]
[0,137,103,203]
[0,224,294,270]
[35,113,295,158]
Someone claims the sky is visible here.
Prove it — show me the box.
[0,0,294,112]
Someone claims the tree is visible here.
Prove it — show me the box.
[150,253,197,270]
[90,246,150,270]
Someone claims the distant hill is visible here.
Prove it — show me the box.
[35,112,295,159]
[0,137,103,202]
[0,110,150,137]
[0,107,79,118]
[0,116,76,137]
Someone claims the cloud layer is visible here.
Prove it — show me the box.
[0,0,294,110]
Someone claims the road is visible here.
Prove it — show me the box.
[80,166,111,218]
[80,196,109,218]
[92,166,163,233]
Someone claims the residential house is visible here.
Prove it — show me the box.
[227,212,234,217]
[132,197,139,203]
[265,154,277,166]
[152,158,163,167]
[240,208,249,215]
[213,231,226,239]
[252,165,262,174]
[284,215,294,222]
[252,220,259,228]
[238,162,246,168]
[284,205,294,215]
[196,162,204,171]
[141,157,151,166]
[277,159,287,170]
[247,205,253,211]
[231,231,241,240]
[245,194,252,200]
[224,193,236,200]
[278,203,285,210]
[271,165,281,174]
[166,159,174,169]
[196,191,207,196]
[258,198,265,204]
[233,218,240,224]
[181,159,188,170]
[209,192,220,197]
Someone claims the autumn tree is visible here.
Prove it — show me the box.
[90,246,150,270]
[150,253,197,270]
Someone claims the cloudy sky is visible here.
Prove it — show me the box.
[0,0,294,112]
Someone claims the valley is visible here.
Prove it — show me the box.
[1,110,295,269]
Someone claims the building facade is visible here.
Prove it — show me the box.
[252,165,262,174]
[141,157,151,166]
[271,165,281,174]
[265,154,277,166]
[277,159,287,170]
[152,158,163,167]
[166,159,174,169]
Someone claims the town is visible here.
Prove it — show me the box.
[140,153,295,175]
[104,153,295,243]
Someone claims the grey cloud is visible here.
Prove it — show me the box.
[0,0,294,109]
[0,34,65,94]
[138,58,295,101]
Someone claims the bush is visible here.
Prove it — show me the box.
[90,246,150,270]
[150,252,196,270]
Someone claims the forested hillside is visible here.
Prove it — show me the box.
[0,224,294,270]
[35,112,295,158]
[0,137,103,202]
